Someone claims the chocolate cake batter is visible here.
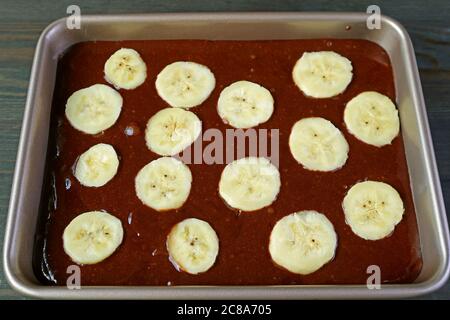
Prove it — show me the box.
[34,39,422,285]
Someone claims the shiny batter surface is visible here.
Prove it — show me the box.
[34,39,422,285]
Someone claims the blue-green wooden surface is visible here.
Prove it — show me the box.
[0,0,449,299]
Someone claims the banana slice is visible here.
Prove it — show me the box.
[217,80,274,128]
[288,117,349,172]
[343,180,405,240]
[145,107,202,156]
[292,51,353,98]
[135,157,192,211]
[269,210,337,275]
[167,218,219,274]
[104,48,147,90]
[219,157,281,212]
[155,61,215,108]
[65,84,123,134]
[74,143,120,187]
[63,211,123,265]
[344,91,400,147]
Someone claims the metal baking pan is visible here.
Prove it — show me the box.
[3,12,449,299]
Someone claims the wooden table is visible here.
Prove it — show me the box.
[0,0,448,299]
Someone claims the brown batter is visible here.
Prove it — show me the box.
[34,39,422,286]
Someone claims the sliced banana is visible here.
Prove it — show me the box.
[135,157,192,211]
[288,117,349,172]
[269,210,337,275]
[219,157,281,212]
[344,91,400,147]
[292,51,353,98]
[74,143,119,187]
[155,61,215,108]
[217,80,274,128]
[65,84,123,134]
[145,107,202,156]
[167,218,219,274]
[104,48,147,90]
[343,180,405,240]
[63,211,123,265]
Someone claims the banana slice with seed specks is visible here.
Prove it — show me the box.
[74,143,119,187]
[292,51,353,98]
[217,80,274,128]
[269,211,337,275]
[145,107,202,156]
[343,180,405,240]
[219,157,281,212]
[104,48,147,90]
[156,61,215,108]
[135,157,192,211]
[167,218,219,274]
[65,84,123,135]
[344,91,400,147]
[289,117,349,172]
[63,211,123,265]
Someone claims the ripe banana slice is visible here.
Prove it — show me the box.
[289,117,349,171]
[167,218,219,274]
[104,48,147,90]
[292,51,353,98]
[145,107,202,156]
[269,211,337,275]
[135,157,192,211]
[74,143,120,187]
[217,80,274,128]
[65,84,123,134]
[344,91,400,147]
[219,157,281,212]
[155,61,215,108]
[63,211,123,265]
[343,180,405,240]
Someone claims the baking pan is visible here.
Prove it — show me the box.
[3,12,449,299]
